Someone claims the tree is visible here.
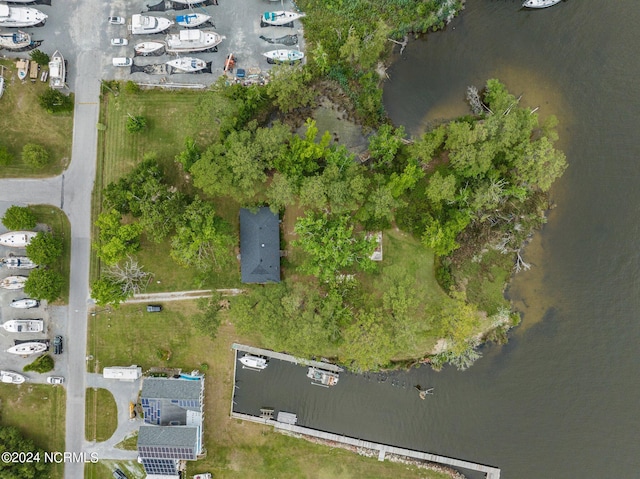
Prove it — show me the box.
[22,143,50,169]
[433,291,480,356]
[0,427,50,478]
[0,145,13,166]
[340,309,394,371]
[368,124,405,168]
[23,354,54,373]
[91,276,131,306]
[266,173,297,213]
[1,205,37,230]
[38,88,73,113]
[192,294,223,340]
[425,171,457,205]
[94,209,143,265]
[104,257,151,296]
[170,197,235,271]
[272,119,328,180]
[25,231,63,266]
[265,64,315,112]
[126,115,147,133]
[29,49,49,65]
[24,268,63,302]
[175,136,200,172]
[512,136,567,192]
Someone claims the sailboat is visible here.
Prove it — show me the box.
[1,255,38,269]
[2,319,44,333]
[261,11,305,27]
[7,342,47,355]
[175,13,211,28]
[522,0,562,8]
[0,275,28,290]
[0,230,36,247]
[9,298,39,309]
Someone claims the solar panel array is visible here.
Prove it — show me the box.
[141,458,178,476]
[139,445,197,460]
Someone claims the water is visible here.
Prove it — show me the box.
[236,2,640,478]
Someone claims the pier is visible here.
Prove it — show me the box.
[232,343,344,372]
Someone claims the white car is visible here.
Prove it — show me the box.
[47,376,64,385]
[111,38,129,46]
[108,16,125,25]
[112,57,133,67]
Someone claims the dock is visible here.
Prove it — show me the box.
[232,343,344,373]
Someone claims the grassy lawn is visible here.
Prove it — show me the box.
[85,460,145,479]
[85,388,118,442]
[0,383,66,479]
[114,431,137,450]
[28,205,71,303]
[0,58,73,177]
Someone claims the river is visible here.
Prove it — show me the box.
[382,0,640,477]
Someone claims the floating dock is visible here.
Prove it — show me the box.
[232,343,343,373]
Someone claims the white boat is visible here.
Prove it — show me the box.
[48,50,65,89]
[10,298,39,309]
[522,0,562,8]
[1,256,37,269]
[165,29,222,53]
[0,76,3,98]
[7,341,47,355]
[166,56,207,73]
[261,11,305,27]
[134,41,165,56]
[0,230,36,247]
[263,49,304,63]
[239,355,268,370]
[16,57,27,79]
[0,30,33,50]
[0,4,47,28]
[0,370,26,384]
[0,275,28,290]
[131,14,173,35]
[175,13,211,28]
[2,319,44,333]
[307,367,339,386]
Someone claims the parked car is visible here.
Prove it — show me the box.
[47,376,64,385]
[108,16,125,25]
[53,335,63,355]
[111,38,129,46]
[146,305,162,313]
[112,469,128,479]
[112,57,133,67]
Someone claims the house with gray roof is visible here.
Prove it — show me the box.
[239,207,281,283]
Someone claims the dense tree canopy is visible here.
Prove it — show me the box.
[24,268,63,302]
[25,232,63,266]
[1,206,37,230]
[0,426,50,478]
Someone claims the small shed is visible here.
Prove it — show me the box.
[103,366,142,381]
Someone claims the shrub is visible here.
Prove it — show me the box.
[38,88,73,113]
[22,143,50,168]
[29,49,50,65]
[1,206,37,230]
[23,354,54,373]
[124,81,141,94]
[126,115,147,133]
[0,145,13,166]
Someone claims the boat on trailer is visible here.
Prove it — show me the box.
[0,275,28,290]
[0,230,36,247]
[134,41,166,56]
[522,0,562,8]
[263,49,304,63]
[10,298,39,309]
[7,341,47,355]
[175,13,211,28]
[261,11,305,27]
[0,30,36,50]
[131,14,174,35]
[165,29,222,53]
[1,255,37,269]
[0,370,26,384]
[307,367,339,387]
[166,56,208,73]
[2,319,44,333]
[48,49,65,89]
[239,354,268,370]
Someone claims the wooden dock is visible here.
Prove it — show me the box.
[230,411,500,479]
[231,343,344,372]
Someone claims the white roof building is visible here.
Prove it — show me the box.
[103,366,142,381]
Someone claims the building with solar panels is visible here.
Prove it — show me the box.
[137,376,205,478]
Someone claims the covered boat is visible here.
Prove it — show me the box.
[0,230,36,247]
[7,341,47,355]
[522,0,562,8]
[2,319,44,333]
[131,14,173,35]
[261,11,305,27]
[16,58,28,79]
[48,50,65,89]
[1,256,37,269]
[134,40,165,56]
[263,49,304,63]
[307,367,339,386]
[0,4,47,28]
[166,56,207,72]
[165,29,222,53]
[239,354,268,370]
[0,30,35,50]
[0,370,26,384]
[0,275,28,290]
[175,13,211,28]
[10,298,39,309]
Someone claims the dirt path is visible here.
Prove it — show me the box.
[126,289,245,303]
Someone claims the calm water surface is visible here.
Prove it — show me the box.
[238,2,640,478]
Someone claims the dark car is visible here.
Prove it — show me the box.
[112,469,128,479]
[53,335,63,355]
[146,305,162,313]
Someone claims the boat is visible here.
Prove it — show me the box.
[0,275,28,289]
[263,49,304,64]
[261,11,305,27]
[166,56,207,73]
[0,76,3,98]
[1,256,37,269]
[522,0,562,8]
[0,30,36,50]
[9,298,39,309]
[0,370,26,384]
[0,4,48,28]
[307,367,339,386]
[175,13,211,28]
[48,50,65,89]
[134,40,165,56]
[165,29,222,53]
[131,14,174,35]
[2,319,44,333]
[16,58,28,79]
[0,230,36,247]
[6,341,47,355]
[239,354,268,370]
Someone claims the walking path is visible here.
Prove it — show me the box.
[126,288,244,303]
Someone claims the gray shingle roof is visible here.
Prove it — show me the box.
[239,207,281,284]
[141,377,203,401]
[137,425,198,449]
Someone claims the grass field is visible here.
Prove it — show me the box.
[0,383,66,479]
[29,205,71,303]
[86,302,452,479]
[0,58,73,177]
[85,460,145,479]
[85,388,118,442]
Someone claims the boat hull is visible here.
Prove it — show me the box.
[7,342,47,355]
[165,29,222,53]
[0,275,28,290]
[307,367,339,386]
[2,319,44,333]
[239,355,268,369]
[261,11,304,27]
[166,57,207,72]
[1,256,38,269]
[263,49,304,63]
[131,14,174,35]
[0,5,48,27]
[522,0,562,8]
[10,298,39,309]
[176,13,211,28]
[0,370,26,384]
[0,231,36,247]
[48,50,65,89]
[134,41,166,56]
